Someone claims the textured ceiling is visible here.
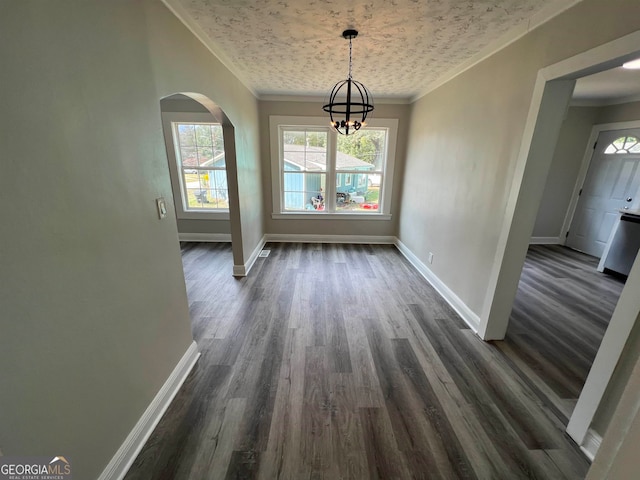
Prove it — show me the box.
[169,0,578,100]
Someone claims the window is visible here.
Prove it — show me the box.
[162,112,230,220]
[174,123,228,209]
[270,116,398,218]
[604,135,640,154]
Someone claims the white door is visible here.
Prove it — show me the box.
[566,129,640,257]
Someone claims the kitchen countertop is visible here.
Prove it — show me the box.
[619,209,640,217]
[600,209,640,275]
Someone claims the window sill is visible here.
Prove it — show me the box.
[272,212,392,221]
[177,210,230,221]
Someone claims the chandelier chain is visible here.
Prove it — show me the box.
[348,36,353,79]
[322,29,374,135]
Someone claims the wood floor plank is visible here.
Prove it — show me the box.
[391,338,477,479]
[257,327,305,480]
[328,373,369,479]
[460,330,561,450]
[187,397,246,480]
[225,450,259,480]
[343,312,385,409]
[443,325,557,450]
[124,363,232,480]
[125,243,593,480]
[502,244,624,425]
[402,318,514,479]
[408,304,556,478]
[325,264,353,373]
[363,315,446,478]
[543,447,591,479]
[359,407,412,479]
[493,340,574,423]
[299,345,338,478]
[231,307,290,453]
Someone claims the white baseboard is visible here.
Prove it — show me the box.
[98,341,200,480]
[394,239,481,332]
[233,235,266,277]
[530,236,562,245]
[264,234,396,244]
[580,428,602,462]
[178,233,232,242]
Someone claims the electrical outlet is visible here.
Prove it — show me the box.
[428,252,434,264]
[156,197,167,219]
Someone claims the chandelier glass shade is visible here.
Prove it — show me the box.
[323,30,374,135]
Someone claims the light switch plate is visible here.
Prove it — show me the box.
[156,197,167,219]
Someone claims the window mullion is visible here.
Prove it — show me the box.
[279,127,286,213]
[326,129,337,213]
[180,168,190,211]
[174,124,191,211]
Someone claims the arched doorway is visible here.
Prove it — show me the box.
[159,93,244,272]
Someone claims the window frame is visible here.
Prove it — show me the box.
[604,135,640,155]
[161,112,230,220]
[269,116,398,220]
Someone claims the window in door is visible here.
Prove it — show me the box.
[604,135,640,154]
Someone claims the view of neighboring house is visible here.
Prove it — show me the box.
[282,144,374,210]
[182,151,228,206]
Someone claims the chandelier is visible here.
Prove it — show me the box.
[323,29,374,135]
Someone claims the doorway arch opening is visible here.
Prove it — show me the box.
[480,30,640,459]
[159,92,244,271]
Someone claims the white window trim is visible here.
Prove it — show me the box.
[269,115,398,219]
[161,112,230,220]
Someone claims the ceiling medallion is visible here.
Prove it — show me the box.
[323,29,374,135]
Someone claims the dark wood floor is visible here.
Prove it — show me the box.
[498,245,624,424]
[125,242,591,479]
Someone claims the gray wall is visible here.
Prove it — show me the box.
[0,1,261,478]
[177,219,232,235]
[532,106,600,239]
[400,0,640,317]
[144,1,264,266]
[258,100,411,237]
[597,100,640,124]
[162,96,211,113]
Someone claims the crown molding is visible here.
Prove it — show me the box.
[570,93,640,107]
[161,0,258,98]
